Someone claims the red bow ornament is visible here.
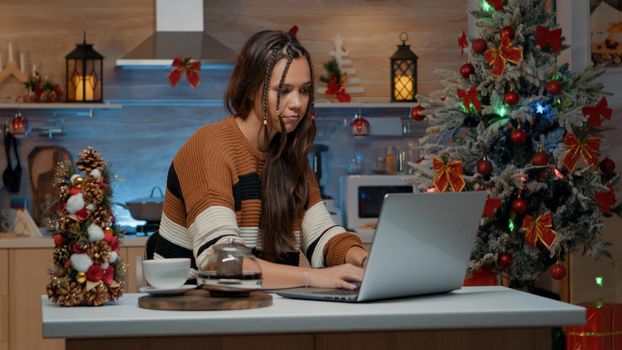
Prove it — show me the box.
[459,31,468,56]
[522,212,558,250]
[486,0,504,11]
[562,133,600,172]
[168,57,201,89]
[483,197,501,218]
[432,158,466,192]
[582,96,613,128]
[457,86,481,113]
[484,35,523,77]
[536,25,562,52]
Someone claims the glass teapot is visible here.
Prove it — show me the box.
[197,241,262,297]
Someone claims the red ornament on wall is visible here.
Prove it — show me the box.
[545,80,562,95]
[599,157,616,174]
[500,26,515,40]
[532,151,549,166]
[411,105,426,121]
[550,262,567,280]
[10,112,30,137]
[511,198,528,215]
[459,63,475,78]
[472,38,488,54]
[503,90,519,106]
[477,159,493,177]
[351,114,370,136]
[498,253,513,268]
[510,129,528,145]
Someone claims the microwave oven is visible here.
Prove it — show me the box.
[339,175,415,243]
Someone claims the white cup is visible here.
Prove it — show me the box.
[142,258,190,289]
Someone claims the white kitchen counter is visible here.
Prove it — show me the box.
[42,286,584,339]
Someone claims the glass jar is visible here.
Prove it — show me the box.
[197,242,262,297]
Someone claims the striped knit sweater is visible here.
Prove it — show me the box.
[155,116,362,275]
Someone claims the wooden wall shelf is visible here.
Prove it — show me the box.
[315,102,418,109]
[0,103,122,117]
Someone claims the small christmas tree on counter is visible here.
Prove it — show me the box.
[46,147,126,306]
[410,0,621,288]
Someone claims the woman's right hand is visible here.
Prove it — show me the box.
[306,263,363,290]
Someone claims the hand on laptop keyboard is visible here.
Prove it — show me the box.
[306,264,363,290]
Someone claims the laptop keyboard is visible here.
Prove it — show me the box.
[310,289,358,295]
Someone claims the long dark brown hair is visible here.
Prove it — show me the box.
[225,30,317,261]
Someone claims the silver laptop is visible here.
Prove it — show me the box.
[275,191,487,302]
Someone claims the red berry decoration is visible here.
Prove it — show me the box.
[532,151,549,166]
[500,26,515,40]
[498,253,513,268]
[459,63,475,78]
[545,80,562,95]
[411,106,426,121]
[472,38,488,54]
[550,262,567,280]
[510,129,528,145]
[600,157,616,174]
[477,159,493,177]
[511,198,528,215]
[503,90,519,106]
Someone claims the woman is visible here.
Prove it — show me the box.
[155,30,367,290]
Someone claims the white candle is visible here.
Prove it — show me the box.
[32,64,37,76]
[0,53,3,71]
[393,75,414,101]
[8,42,14,63]
[74,75,95,101]
[19,53,25,72]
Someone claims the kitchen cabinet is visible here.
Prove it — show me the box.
[1,249,8,350]
[0,238,146,350]
[9,247,64,350]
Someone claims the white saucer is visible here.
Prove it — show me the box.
[139,284,196,296]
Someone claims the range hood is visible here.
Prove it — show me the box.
[116,0,235,68]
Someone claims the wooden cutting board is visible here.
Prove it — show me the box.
[138,288,273,311]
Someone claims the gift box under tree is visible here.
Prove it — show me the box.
[564,303,622,350]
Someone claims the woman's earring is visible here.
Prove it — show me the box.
[263,118,268,125]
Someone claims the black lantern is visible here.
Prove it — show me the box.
[390,32,418,102]
[65,33,103,102]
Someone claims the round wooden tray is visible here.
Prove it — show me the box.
[138,288,272,311]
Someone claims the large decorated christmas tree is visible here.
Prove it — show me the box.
[410,0,620,288]
[46,147,126,306]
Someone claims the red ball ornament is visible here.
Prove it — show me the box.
[498,253,513,268]
[545,80,562,95]
[411,106,426,121]
[511,198,528,215]
[351,115,370,136]
[600,157,616,174]
[500,26,515,40]
[510,129,528,145]
[532,151,549,166]
[472,38,488,54]
[459,63,475,78]
[53,234,64,247]
[503,90,520,106]
[550,262,567,280]
[10,113,29,137]
[477,159,493,177]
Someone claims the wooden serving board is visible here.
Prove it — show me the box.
[138,288,272,311]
